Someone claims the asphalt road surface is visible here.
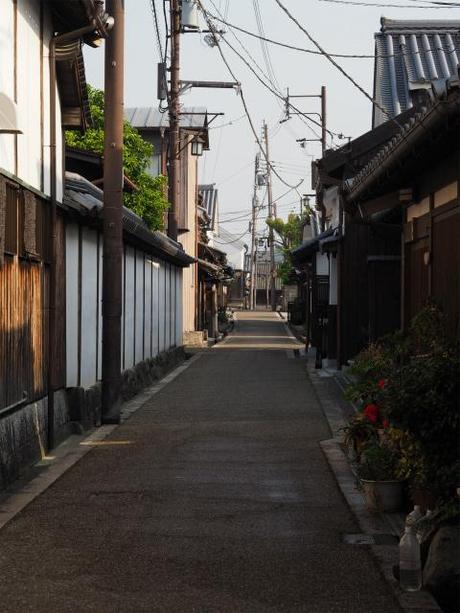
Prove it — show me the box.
[0,311,401,612]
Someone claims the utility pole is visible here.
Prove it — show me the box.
[321,85,327,155]
[102,0,124,423]
[168,0,180,241]
[249,154,259,310]
[263,121,276,312]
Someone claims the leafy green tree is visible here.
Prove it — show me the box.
[266,210,309,284]
[66,85,169,231]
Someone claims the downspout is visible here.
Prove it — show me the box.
[48,19,98,451]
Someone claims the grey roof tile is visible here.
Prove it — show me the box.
[373,18,460,126]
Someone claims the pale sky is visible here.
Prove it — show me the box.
[83,0,459,245]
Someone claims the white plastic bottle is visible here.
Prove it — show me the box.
[406,505,423,527]
[417,509,433,544]
[399,525,422,591]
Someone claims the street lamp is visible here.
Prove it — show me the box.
[191,137,204,156]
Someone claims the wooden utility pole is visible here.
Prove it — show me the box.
[263,121,276,312]
[249,154,259,310]
[102,0,124,423]
[321,86,327,155]
[168,0,180,241]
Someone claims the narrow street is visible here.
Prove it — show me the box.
[0,312,401,613]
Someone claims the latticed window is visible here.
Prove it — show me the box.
[0,176,50,263]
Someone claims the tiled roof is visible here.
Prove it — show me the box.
[198,184,219,232]
[373,17,460,126]
[346,77,460,202]
[64,172,195,267]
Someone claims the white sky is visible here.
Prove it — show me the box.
[83,0,459,244]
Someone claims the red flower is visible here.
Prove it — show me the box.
[364,404,379,423]
[378,379,386,390]
[382,419,390,429]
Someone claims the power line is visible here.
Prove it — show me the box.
[197,0,304,193]
[215,228,249,245]
[205,10,460,61]
[273,0,400,126]
[208,113,247,130]
[319,0,460,7]
[205,11,375,58]
[204,0,324,140]
[253,0,282,92]
[150,0,164,59]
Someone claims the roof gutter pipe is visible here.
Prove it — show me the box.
[48,15,101,451]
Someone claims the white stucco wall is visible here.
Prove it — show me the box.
[0,0,63,199]
[80,228,99,388]
[65,224,79,387]
[65,222,183,390]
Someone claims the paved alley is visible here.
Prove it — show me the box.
[0,312,401,613]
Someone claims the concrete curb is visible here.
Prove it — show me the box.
[307,363,442,613]
[321,439,442,613]
[0,353,202,532]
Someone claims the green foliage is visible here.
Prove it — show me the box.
[341,413,379,458]
[65,85,169,230]
[266,210,309,284]
[345,301,460,507]
[356,442,400,481]
[344,331,408,407]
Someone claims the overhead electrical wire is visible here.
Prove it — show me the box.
[197,0,304,193]
[253,0,282,93]
[214,229,249,245]
[215,31,327,138]
[273,0,399,126]
[318,0,460,7]
[150,0,164,59]
[205,0,324,141]
[208,114,247,130]
[204,1,346,141]
[204,10,459,60]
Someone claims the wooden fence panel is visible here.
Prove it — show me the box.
[0,258,48,410]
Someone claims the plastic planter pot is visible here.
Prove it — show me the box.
[361,479,404,512]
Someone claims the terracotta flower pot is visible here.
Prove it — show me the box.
[361,479,404,512]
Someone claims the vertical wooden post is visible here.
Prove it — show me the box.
[102,0,124,423]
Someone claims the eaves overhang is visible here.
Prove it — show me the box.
[344,81,460,204]
[63,172,195,268]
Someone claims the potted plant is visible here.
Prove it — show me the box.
[356,442,404,512]
[342,413,379,461]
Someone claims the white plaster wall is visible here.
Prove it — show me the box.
[0,0,16,174]
[176,269,183,346]
[65,223,184,390]
[165,263,171,350]
[152,260,160,357]
[80,228,98,388]
[159,264,166,353]
[135,250,144,364]
[144,258,153,358]
[0,1,62,198]
[17,0,41,190]
[124,246,135,369]
[171,267,176,346]
[65,223,79,387]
